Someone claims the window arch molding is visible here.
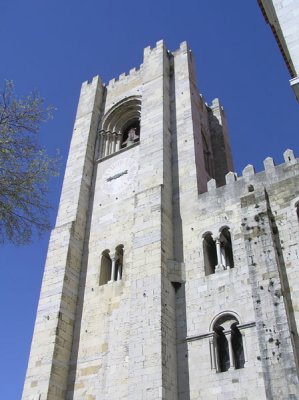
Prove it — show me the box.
[98,96,141,158]
[209,310,242,332]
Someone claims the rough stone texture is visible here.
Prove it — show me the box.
[23,42,299,400]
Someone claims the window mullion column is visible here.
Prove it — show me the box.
[109,254,116,283]
[210,338,217,371]
[214,236,223,272]
[226,330,235,370]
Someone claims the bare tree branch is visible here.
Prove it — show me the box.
[0,80,60,245]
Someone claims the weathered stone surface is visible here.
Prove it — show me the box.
[23,42,299,400]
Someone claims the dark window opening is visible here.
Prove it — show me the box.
[114,244,124,281]
[99,250,112,286]
[215,327,230,372]
[203,232,217,275]
[212,314,245,373]
[231,323,245,369]
[219,227,234,268]
[99,245,124,286]
[121,120,140,148]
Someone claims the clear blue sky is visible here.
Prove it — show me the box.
[1,1,298,398]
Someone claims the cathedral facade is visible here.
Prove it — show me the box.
[23,41,299,400]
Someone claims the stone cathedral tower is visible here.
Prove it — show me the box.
[23,41,299,400]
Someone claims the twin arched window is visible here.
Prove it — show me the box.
[203,227,234,275]
[99,245,124,286]
[211,314,245,372]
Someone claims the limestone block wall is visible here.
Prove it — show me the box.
[271,0,299,76]
[258,0,299,99]
[209,98,233,186]
[23,40,261,400]
[22,77,105,400]
[66,40,179,400]
[176,150,299,400]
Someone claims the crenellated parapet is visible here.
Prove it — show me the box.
[206,149,299,200]
[106,65,142,88]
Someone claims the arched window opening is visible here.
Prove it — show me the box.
[211,314,245,373]
[219,227,234,269]
[99,250,112,286]
[99,245,124,286]
[215,326,230,372]
[114,244,124,281]
[121,120,140,148]
[203,232,217,275]
[98,96,141,158]
[231,323,245,369]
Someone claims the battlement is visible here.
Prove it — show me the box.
[81,75,102,89]
[143,39,166,56]
[81,41,196,94]
[106,40,193,88]
[106,64,142,88]
[206,149,298,199]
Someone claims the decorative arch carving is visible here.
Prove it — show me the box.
[210,310,242,332]
[98,96,141,158]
